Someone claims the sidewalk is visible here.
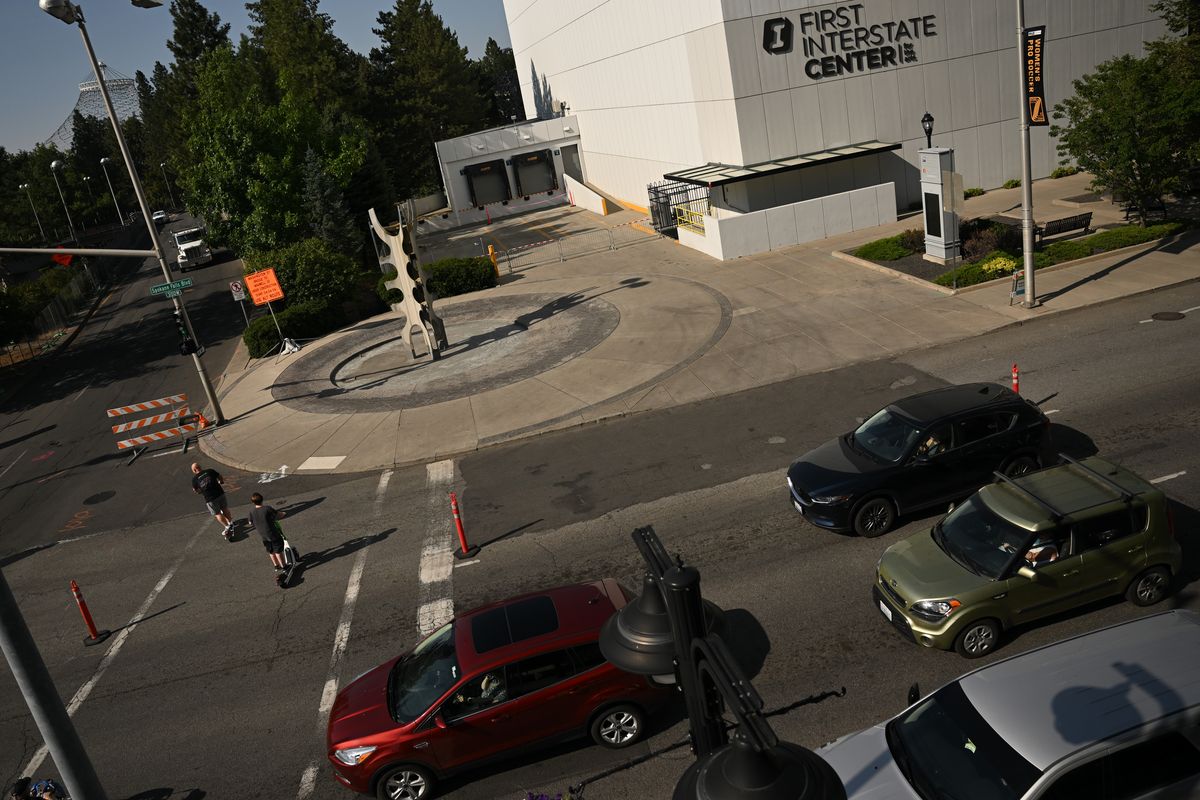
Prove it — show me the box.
[199,176,1200,475]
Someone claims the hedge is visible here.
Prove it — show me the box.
[243,299,346,358]
[424,257,497,298]
[853,235,911,261]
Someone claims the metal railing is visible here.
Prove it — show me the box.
[498,221,658,273]
[675,199,709,234]
[2,270,96,366]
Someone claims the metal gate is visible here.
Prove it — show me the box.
[647,180,710,239]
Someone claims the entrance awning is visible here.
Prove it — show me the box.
[663,140,901,188]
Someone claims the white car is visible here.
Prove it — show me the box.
[152,210,168,225]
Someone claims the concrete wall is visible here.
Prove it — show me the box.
[435,116,581,211]
[680,181,896,260]
[564,174,610,215]
[504,0,1166,210]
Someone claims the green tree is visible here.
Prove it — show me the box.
[369,0,487,197]
[302,146,360,255]
[166,0,231,95]
[1051,54,1187,222]
[475,38,524,126]
[1148,0,1200,195]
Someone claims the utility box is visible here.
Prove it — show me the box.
[919,148,961,264]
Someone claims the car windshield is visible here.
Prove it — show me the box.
[388,622,458,724]
[886,682,1040,800]
[851,408,922,462]
[175,230,203,244]
[934,495,1029,579]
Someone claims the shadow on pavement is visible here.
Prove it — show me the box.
[123,789,205,800]
[0,425,56,451]
[722,608,771,680]
[288,528,396,587]
[109,602,186,636]
[1050,423,1099,458]
[277,496,325,518]
[0,542,56,568]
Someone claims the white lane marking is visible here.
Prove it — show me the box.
[417,460,456,636]
[70,383,91,403]
[1150,471,1187,484]
[259,465,289,483]
[1139,318,1155,324]
[1044,409,1061,415]
[374,469,393,517]
[454,559,481,568]
[297,764,319,799]
[0,449,28,480]
[22,521,206,777]
[148,447,183,459]
[298,504,376,799]
[299,455,346,471]
[1181,305,1200,314]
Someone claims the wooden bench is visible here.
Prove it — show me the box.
[1035,212,1092,243]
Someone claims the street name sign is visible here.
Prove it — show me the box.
[150,278,193,296]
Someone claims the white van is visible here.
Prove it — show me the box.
[820,610,1200,799]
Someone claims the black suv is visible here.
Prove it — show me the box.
[786,383,1052,537]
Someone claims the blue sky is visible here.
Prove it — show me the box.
[0,0,512,153]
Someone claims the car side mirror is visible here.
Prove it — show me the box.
[433,713,448,729]
[1017,566,1038,580]
[907,682,920,705]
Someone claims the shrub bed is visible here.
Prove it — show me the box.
[424,256,497,298]
[853,235,911,261]
[935,221,1188,288]
[243,299,347,358]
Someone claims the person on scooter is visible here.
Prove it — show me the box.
[248,492,289,572]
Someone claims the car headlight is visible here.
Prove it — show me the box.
[333,745,377,766]
[810,494,853,505]
[910,599,961,622]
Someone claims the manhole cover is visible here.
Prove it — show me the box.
[1151,311,1185,321]
[83,490,116,505]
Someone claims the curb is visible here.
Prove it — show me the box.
[830,250,956,295]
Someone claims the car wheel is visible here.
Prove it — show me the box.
[852,497,895,538]
[375,764,435,800]
[1002,455,1039,477]
[954,619,1000,659]
[1126,566,1172,607]
[590,704,644,749]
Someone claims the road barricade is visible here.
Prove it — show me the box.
[107,392,197,451]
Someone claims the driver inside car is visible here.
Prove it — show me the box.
[1024,536,1061,567]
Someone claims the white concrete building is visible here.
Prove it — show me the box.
[492,0,1166,259]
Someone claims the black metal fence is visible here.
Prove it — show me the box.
[647,180,711,238]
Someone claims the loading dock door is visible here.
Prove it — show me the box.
[513,150,556,196]
[463,160,511,207]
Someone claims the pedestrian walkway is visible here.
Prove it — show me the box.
[199,175,1200,474]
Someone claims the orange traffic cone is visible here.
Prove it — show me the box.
[196,411,210,429]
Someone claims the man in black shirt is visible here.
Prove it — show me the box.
[248,492,288,571]
[191,462,234,539]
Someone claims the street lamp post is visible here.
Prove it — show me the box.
[921,111,934,149]
[160,162,177,209]
[99,157,124,225]
[1016,0,1037,308]
[39,0,223,425]
[49,159,77,243]
[600,526,847,800]
[18,183,47,241]
[81,174,98,226]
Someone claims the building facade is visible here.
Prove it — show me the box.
[498,0,1166,257]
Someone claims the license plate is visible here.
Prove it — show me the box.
[879,600,893,621]
[793,499,805,515]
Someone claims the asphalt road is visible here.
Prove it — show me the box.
[0,270,1196,799]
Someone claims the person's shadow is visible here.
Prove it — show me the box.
[287,528,395,587]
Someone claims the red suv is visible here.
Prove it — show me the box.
[327,580,667,799]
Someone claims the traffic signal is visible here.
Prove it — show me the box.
[173,308,197,355]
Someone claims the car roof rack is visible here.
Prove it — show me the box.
[1058,453,1135,502]
[992,470,1067,521]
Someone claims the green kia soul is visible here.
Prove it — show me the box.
[874,455,1182,658]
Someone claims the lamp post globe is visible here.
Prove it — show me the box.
[674,734,848,800]
[921,111,934,149]
[599,575,677,682]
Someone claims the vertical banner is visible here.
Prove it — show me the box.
[1023,26,1048,126]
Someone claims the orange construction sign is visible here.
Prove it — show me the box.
[245,268,285,306]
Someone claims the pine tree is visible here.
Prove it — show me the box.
[302,146,360,255]
[476,38,524,126]
[369,0,488,197]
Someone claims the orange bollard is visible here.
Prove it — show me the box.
[70,580,111,647]
[1012,363,1020,394]
[196,411,210,429]
[450,492,480,559]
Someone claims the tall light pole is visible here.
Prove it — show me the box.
[81,174,98,226]
[49,159,77,243]
[39,0,223,426]
[1016,0,1037,308]
[18,182,47,241]
[160,162,177,209]
[99,157,124,224]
